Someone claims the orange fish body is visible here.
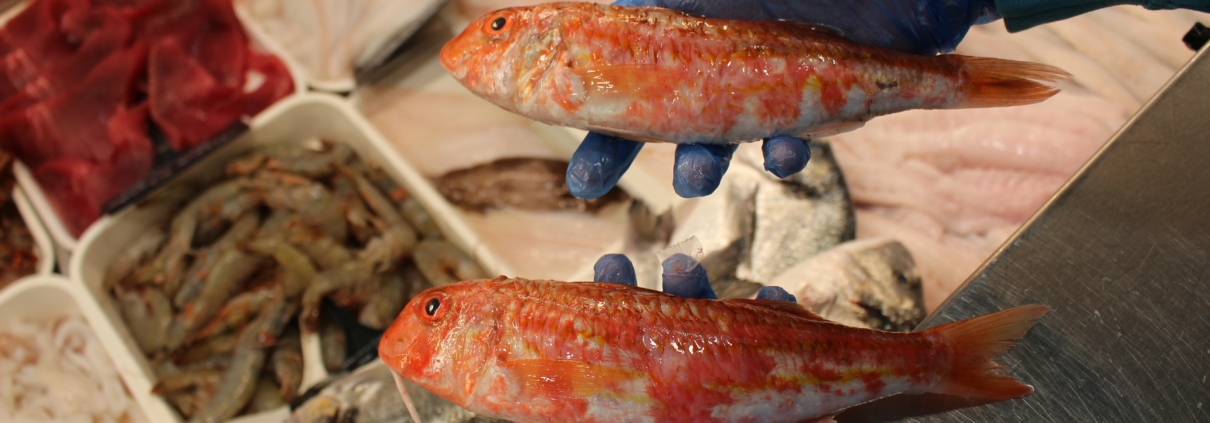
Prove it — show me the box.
[440,3,1069,145]
[380,277,1047,422]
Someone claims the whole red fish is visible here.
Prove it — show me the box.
[440,3,1070,145]
[380,277,1047,422]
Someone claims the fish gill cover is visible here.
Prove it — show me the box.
[0,0,294,236]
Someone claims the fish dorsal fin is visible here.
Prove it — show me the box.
[725,298,830,322]
[571,64,668,99]
[500,359,636,400]
[778,20,848,40]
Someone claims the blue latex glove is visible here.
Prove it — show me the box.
[592,254,796,303]
[567,0,999,199]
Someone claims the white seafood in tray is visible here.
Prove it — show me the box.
[0,276,147,423]
[237,0,449,91]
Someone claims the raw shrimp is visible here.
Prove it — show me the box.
[154,369,223,396]
[319,316,347,373]
[413,239,488,286]
[349,170,418,270]
[175,332,239,365]
[286,227,353,270]
[366,165,444,238]
[194,190,265,245]
[248,240,317,297]
[300,259,375,331]
[114,286,173,354]
[175,212,262,307]
[135,179,253,289]
[192,286,281,342]
[401,197,443,239]
[244,376,287,413]
[227,141,354,178]
[104,227,166,289]
[166,250,267,352]
[358,271,406,330]
[190,298,295,423]
[270,327,303,401]
[255,170,348,241]
[332,172,376,243]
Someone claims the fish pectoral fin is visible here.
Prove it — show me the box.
[725,298,831,322]
[571,64,668,99]
[501,359,635,399]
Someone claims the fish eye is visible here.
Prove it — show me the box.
[419,293,448,322]
[485,14,512,34]
[425,298,441,316]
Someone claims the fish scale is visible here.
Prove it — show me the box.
[381,277,1046,422]
[441,3,1068,146]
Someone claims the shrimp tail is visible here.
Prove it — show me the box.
[953,56,1070,108]
[926,305,1049,400]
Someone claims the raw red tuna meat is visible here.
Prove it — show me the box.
[0,44,146,166]
[148,38,245,150]
[0,0,293,236]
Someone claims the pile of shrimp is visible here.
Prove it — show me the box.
[103,140,488,422]
[0,314,146,422]
[1,152,38,288]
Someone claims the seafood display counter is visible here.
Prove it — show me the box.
[843,41,1210,422]
[2,0,1209,422]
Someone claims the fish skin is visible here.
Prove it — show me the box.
[766,238,924,332]
[440,3,1067,145]
[380,277,1045,423]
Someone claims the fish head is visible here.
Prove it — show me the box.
[440,5,563,110]
[847,240,925,331]
[379,280,502,405]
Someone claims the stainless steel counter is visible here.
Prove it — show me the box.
[839,43,1210,422]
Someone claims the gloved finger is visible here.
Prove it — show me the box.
[672,143,737,198]
[660,253,717,299]
[593,254,638,286]
[762,137,812,179]
[755,286,797,303]
[567,132,644,200]
[646,0,994,55]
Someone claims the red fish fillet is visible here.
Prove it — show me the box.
[380,277,1047,422]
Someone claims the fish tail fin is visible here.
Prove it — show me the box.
[926,305,1049,400]
[953,56,1070,108]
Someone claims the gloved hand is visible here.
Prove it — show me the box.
[566,0,999,199]
[592,254,798,302]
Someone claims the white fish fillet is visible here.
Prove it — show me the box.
[461,204,630,281]
[359,59,565,177]
[833,6,1202,309]
[240,0,445,85]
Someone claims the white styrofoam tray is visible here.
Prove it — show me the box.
[70,93,495,423]
[12,186,55,275]
[8,0,307,273]
[233,0,450,93]
[0,275,151,423]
